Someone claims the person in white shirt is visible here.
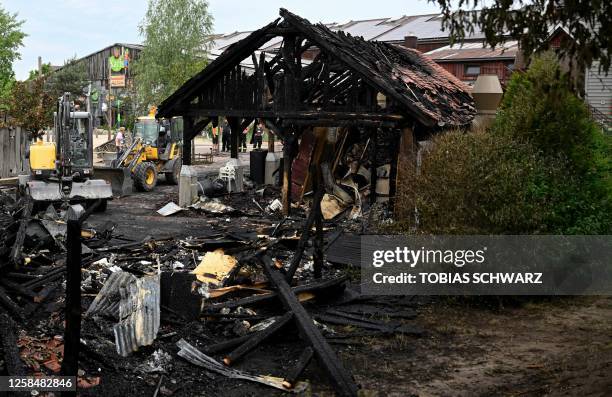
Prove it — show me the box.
[115,127,125,159]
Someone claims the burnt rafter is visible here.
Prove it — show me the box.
[157,9,475,128]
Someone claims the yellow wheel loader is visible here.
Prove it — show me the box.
[23,92,113,211]
[95,116,183,195]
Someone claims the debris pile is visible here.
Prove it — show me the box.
[0,182,421,396]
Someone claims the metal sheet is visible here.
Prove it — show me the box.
[85,271,160,357]
[114,274,160,357]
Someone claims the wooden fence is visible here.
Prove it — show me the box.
[0,127,29,179]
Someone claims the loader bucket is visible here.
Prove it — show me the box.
[93,166,133,197]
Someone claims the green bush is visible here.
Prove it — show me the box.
[395,54,611,235]
[396,131,574,234]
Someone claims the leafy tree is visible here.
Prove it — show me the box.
[44,57,89,100]
[431,0,612,73]
[27,62,53,80]
[133,0,213,110]
[7,78,54,136]
[0,5,26,111]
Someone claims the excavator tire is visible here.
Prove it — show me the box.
[165,158,182,185]
[134,162,157,192]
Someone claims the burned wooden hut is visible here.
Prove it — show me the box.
[157,8,475,214]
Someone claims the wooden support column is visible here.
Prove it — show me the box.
[388,128,401,213]
[285,170,325,282]
[182,116,194,166]
[282,132,295,215]
[369,127,378,205]
[227,117,240,159]
[60,208,82,382]
[268,131,275,153]
[312,165,324,279]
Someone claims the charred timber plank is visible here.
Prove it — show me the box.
[283,347,314,389]
[260,256,358,397]
[21,266,66,289]
[223,311,293,365]
[0,286,24,320]
[10,198,33,266]
[0,279,38,299]
[204,332,257,355]
[180,109,404,122]
[204,275,348,312]
[315,313,423,336]
[0,313,26,376]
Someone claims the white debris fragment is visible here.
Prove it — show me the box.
[137,349,173,373]
[266,199,282,213]
[249,317,277,333]
[157,202,183,217]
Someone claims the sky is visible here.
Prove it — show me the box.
[2,0,441,80]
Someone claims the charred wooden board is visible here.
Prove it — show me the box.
[260,255,358,396]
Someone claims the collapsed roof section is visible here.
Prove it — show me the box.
[158,8,475,128]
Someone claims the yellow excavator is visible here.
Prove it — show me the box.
[95,112,183,195]
[23,92,113,211]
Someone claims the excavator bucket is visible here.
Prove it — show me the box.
[27,180,63,202]
[93,166,133,197]
[26,179,113,202]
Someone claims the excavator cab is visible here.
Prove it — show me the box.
[24,93,112,210]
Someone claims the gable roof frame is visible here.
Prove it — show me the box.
[158,9,475,128]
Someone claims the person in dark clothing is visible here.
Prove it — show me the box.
[239,126,248,152]
[253,120,264,150]
[221,119,231,152]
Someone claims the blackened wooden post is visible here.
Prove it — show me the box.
[228,117,240,159]
[369,127,378,205]
[61,208,82,382]
[182,116,194,166]
[312,165,324,279]
[282,132,295,216]
[388,128,400,213]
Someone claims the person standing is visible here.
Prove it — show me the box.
[115,127,125,159]
[240,126,248,152]
[221,119,231,152]
[253,120,264,150]
[211,124,219,152]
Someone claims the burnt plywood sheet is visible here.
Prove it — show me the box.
[326,234,361,267]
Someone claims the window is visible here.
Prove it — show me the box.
[465,65,481,76]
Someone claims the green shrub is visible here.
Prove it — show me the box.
[395,54,611,235]
[395,131,576,234]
